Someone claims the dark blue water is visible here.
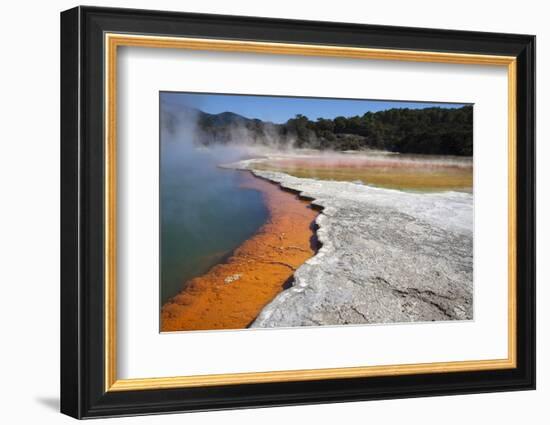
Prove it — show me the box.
[160,136,268,304]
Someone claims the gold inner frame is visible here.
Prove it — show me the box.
[104,33,518,392]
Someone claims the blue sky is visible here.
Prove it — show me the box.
[161,92,468,124]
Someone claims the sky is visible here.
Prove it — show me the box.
[161,91,468,124]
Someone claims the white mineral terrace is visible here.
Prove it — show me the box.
[231,158,473,327]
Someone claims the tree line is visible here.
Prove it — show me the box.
[194,105,473,156]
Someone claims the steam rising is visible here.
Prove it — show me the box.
[160,99,269,303]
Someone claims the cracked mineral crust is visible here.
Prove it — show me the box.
[232,164,473,327]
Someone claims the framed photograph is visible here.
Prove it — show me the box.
[60,6,535,419]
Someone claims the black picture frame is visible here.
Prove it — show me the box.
[60,5,536,419]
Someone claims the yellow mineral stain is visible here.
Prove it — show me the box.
[254,156,473,191]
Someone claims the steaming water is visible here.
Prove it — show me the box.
[160,142,268,305]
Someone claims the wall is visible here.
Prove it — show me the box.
[0,0,545,423]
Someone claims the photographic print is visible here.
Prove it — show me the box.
[160,92,474,332]
[61,8,535,417]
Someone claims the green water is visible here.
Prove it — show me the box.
[160,141,268,304]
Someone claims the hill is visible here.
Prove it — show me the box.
[162,102,473,156]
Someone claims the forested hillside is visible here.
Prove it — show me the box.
[171,105,473,156]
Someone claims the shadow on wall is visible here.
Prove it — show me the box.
[35,396,59,412]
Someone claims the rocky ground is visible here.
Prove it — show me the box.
[232,159,474,327]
